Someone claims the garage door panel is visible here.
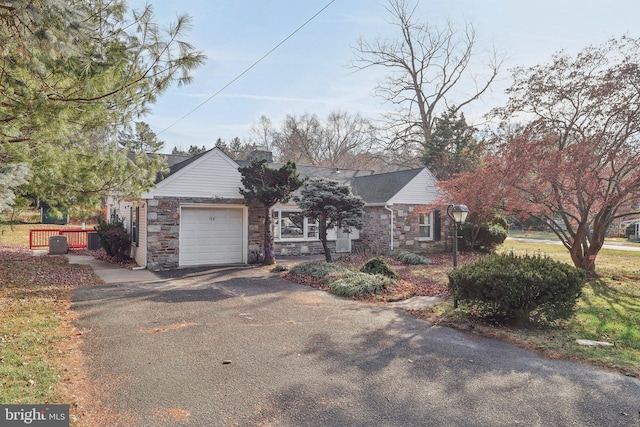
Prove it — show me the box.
[180,207,244,267]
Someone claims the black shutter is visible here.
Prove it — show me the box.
[434,210,441,241]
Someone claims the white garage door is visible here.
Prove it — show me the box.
[180,207,244,267]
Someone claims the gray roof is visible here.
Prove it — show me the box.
[352,168,424,204]
[161,150,427,204]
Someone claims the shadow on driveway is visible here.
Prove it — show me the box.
[72,264,640,427]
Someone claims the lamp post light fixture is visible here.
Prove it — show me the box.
[447,204,469,309]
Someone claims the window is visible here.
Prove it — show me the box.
[419,212,433,240]
[272,210,318,241]
[132,206,140,246]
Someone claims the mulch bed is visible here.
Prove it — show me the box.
[283,252,480,303]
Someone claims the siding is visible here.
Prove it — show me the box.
[106,197,132,226]
[388,169,441,205]
[151,149,243,199]
[132,202,147,267]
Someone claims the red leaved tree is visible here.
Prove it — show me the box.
[437,158,507,250]
[478,36,640,273]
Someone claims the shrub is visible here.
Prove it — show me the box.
[289,261,350,280]
[448,253,585,323]
[459,221,508,252]
[329,272,395,297]
[360,257,399,279]
[625,223,638,240]
[389,250,431,265]
[95,218,131,261]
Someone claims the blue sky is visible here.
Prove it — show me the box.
[130,0,639,153]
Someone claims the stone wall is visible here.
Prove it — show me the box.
[146,196,245,270]
[146,198,449,270]
[247,200,335,261]
[359,205,448,255]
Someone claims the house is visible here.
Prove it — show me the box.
[106,148,449,271]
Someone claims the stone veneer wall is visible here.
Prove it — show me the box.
[146,198,448,270]
[358,205,448,255]
[146,196,246,270]
[247,200,336,260]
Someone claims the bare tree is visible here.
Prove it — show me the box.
[249,115,274,150]
[271,112,383,170]
[353,0,502,168]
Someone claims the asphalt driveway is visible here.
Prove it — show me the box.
[72,265,640,427]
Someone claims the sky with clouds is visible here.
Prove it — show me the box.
[129,0,640,153]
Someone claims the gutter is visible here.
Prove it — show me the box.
[384,204,394,252]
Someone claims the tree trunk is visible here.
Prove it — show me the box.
[319,218,331,262]
[263,205,276,265]
[568,224,606,274]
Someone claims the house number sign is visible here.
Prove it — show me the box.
[210,217,215,221]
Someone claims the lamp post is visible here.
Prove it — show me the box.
[447,204,469,308]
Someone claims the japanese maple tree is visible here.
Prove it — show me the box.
[480,36,640,273]
[437,158,507,250]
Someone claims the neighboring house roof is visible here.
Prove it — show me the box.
[235,160,375,186]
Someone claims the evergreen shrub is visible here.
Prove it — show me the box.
[329,272,394,297]
[448,253,585,323]
[95,218,131,261]
[459,221,508,252]
[390,250,431,265]
[289,261,350,280]
[360,257,399,279]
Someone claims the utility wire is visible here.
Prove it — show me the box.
[158,0,337,136]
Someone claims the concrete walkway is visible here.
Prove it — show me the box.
[66,255,159,284]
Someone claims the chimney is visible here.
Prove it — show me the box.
[248,146,273,162]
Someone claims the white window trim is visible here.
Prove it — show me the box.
[272,209,320,242]
[418,211,434,241]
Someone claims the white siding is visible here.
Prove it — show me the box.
[106,198,132,227]
[388,169,442,205]
[132,202,147,267]
[150,149,243,199]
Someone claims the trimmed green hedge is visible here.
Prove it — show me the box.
[448,253,585,323]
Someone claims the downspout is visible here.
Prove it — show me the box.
[384,204,394,252]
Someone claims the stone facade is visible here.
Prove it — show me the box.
[247,200,336,260]
[358,205,448,255]
[146,197,448,270]
[146,196,245,270]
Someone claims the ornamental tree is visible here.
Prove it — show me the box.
[238,159,304,265]
[464,36,640,273]
[296,178,365,262]
[437,158,507,251]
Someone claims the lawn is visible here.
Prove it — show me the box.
[1,223,94,247]
[0,246,102,424]
[286,242,640,376]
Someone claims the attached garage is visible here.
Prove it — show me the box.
[179,206,247,267]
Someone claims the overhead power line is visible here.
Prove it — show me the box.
[158,0,338,136]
